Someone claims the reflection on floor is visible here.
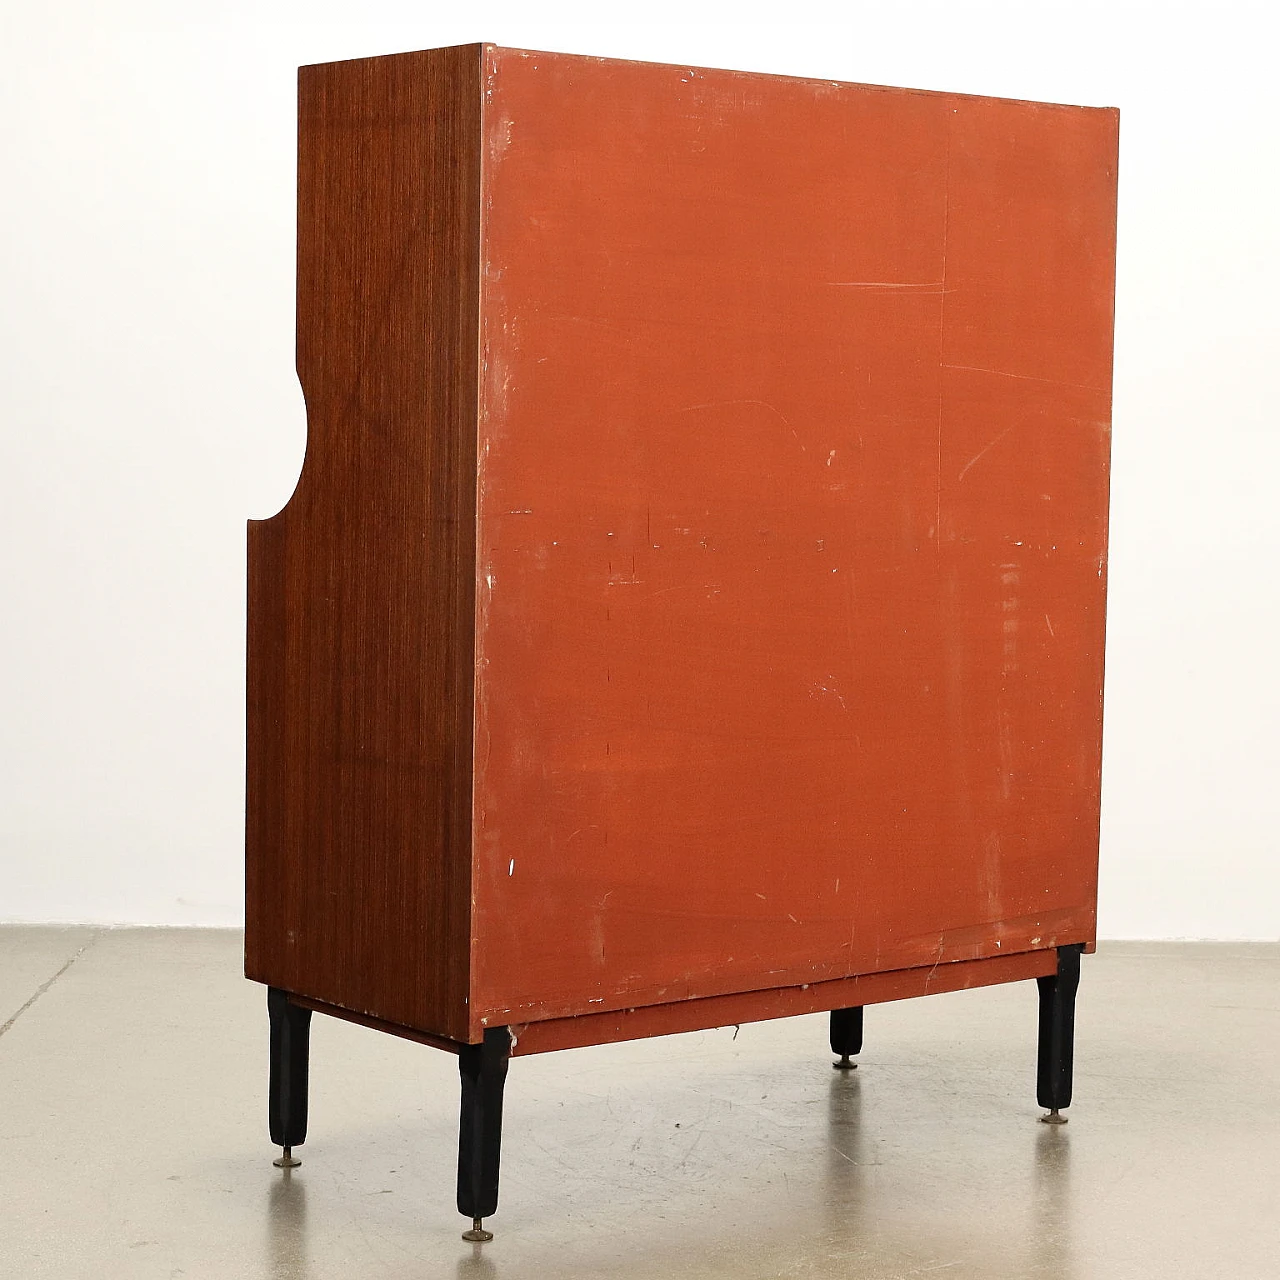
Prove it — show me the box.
[1,929,1276,1279]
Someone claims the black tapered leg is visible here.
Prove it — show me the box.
[457,1026,511,1242]
[1036,945,1083,1123]
[830,1006,864,1070]
[268,987,312,1166]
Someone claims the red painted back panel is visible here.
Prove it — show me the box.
[471,48,1116,1031]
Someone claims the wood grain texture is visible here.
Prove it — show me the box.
[470,49,1117,1035]
[245,45,483,1041]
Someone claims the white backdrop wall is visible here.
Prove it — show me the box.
[1,1,1276,937]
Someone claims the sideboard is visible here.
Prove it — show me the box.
[246,43,1117,1240]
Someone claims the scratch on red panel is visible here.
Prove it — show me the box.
[935,107,952,543]
[673,398,806,452]
[826,280,945,290]
[982,830,1002,922]
[923,935,946,990]
[957,426,1015,481]
[943,363,1107,394]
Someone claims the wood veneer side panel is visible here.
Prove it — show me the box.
[245,45,484,1042]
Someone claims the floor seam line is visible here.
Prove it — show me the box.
[0,932,100,1039]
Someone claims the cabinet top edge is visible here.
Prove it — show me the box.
[298,43,1119,118]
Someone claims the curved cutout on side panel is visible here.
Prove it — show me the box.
[247,375,311,528]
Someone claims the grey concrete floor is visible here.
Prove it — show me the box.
[0,930,1276,1279]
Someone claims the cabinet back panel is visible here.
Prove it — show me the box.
[471,50,1116,1029]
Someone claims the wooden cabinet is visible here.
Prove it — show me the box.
[245,43,1117,1237]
